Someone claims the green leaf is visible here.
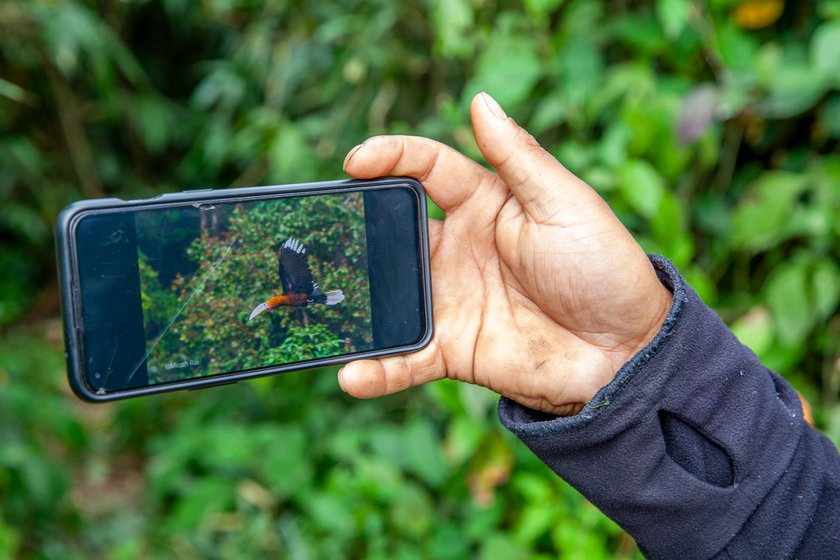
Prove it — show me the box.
[557,36,605,105]
[819,0,840,19]
[730,307,774,357]
[514,503,559,545]
[429,0,474,57]
[389,484,433,538]
[352,455,404,502]
[130,96,175,153]
[270,123,311,181]
[368,426,405,464]
[756,65,828,118]
[812,259,840,319]
[459,382,498,420]
[444,416,486,467]
[716,21,759,71]
[819,95,840,139]
[511,472,554,503]
[618,159,666,218]
[524,0,566,18]
[656,0,691,39]
[597,123,631,168]
[463,34,542,109]
[0,514,20,558]
[682,266,718,305]
[401,420,448,488]
[261,426,312,499]
[32,1,146,85]
[428,524,471,559]
[0,78,36,105]
[729,172,810,251]
[766,262,813,346]
[529,95,567,135]
[479,533,528,560]
[613,13,665,54]
[425,377,468,415]
[812,21,840,79]
[169,477,233,532]
[302,492,356,536]
[651,192,685,239]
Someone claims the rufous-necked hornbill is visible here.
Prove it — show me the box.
[249,237,344,321]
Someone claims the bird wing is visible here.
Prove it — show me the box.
[278,238,316,295]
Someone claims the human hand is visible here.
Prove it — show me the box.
[339,92,672,416]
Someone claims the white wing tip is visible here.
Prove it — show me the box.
[284,237,305,254]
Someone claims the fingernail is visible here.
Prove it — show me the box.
[481,92,507,120]
[343,143,364,170]
[337,367,348,392]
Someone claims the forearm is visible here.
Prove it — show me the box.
[498,256,840,559]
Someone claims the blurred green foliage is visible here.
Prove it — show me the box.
[1,0,839,558]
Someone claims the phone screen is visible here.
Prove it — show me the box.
[69,185,428,397]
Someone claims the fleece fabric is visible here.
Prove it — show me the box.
[498,256,840,559]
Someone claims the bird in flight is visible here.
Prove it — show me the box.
[248,237,344,321]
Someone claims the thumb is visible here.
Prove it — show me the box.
[470,92,600,223]
[338,341,446,398]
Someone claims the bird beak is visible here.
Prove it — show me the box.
[249,302,270,321]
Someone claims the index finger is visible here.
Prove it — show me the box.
[343,135,500,214]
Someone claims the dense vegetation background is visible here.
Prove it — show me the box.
[1,0,838,558]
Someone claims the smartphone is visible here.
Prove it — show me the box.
[55,177,433,402]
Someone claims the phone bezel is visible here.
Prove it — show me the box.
[55,177,433,402]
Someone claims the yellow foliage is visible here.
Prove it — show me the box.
[734,0,785,29]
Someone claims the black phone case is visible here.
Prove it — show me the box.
[55,177,433,402]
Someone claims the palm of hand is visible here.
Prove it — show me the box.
[341,94,671,415]
[432,174,665,415]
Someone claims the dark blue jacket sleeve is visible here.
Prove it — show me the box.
[497,256,840,559]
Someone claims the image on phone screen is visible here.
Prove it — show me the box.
[135,192,372,385]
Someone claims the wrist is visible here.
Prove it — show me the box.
[617,280,673,370]
[586,259,676,405]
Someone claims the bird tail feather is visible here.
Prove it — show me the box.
[325,290,344,306]
[310,289,344,306]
